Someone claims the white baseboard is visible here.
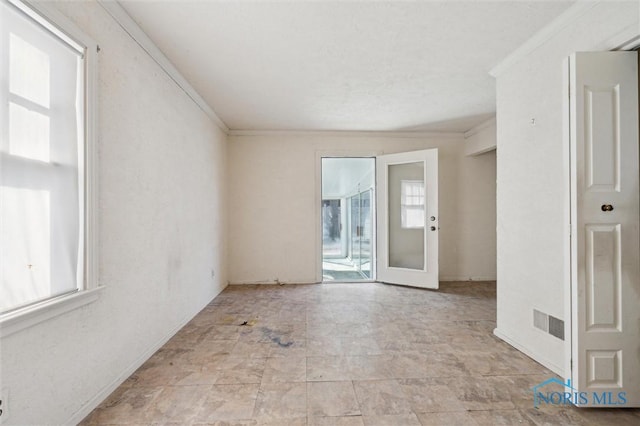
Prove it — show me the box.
[440,276,497,282]
[231,278,497,285]
[66,285,226,425]
[494,327,565,376]
[229,279,317,285]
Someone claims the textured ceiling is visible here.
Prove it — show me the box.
[120,0,575,132]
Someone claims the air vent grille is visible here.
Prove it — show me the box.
[533,309,549,332]
[533,309,564,341]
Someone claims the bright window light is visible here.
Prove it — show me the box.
[9,33,50,108]
[0,187,51,312]
[401,180,425,229]
[9,102,51,162]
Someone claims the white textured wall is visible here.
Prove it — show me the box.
[495,1,639,374]
[228,133,496,284]
[0,2,228,424]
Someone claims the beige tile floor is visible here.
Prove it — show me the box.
[81,282,640,425]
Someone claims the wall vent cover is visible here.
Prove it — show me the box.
[533,309,549,332]
[533,309,564,341]
[548,316,565,340]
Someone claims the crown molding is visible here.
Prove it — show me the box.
[610,24,640,51]
[227,129,465,139]
[464,116,496,139]
[490,0,598,78]
[97,0,229,133]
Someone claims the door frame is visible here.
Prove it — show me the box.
[316,151,378,283]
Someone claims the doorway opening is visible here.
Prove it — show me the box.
[321,158,375,281]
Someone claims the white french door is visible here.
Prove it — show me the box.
[569,51,640,406]
[376,149,439,289]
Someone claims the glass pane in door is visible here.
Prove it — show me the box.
[322,200,342,257]
[359,189,372,278]
[388,162,425,270]
[350,194,360,267]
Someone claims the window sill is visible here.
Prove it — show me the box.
[0,287,104,338]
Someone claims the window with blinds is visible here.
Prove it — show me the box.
[1,0,96,319]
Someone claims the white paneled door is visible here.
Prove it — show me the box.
[376,149,439,289]
[570,51,640,406]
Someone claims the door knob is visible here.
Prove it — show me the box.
[601,204,614,212]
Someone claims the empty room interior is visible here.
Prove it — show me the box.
[1,0,640,425]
